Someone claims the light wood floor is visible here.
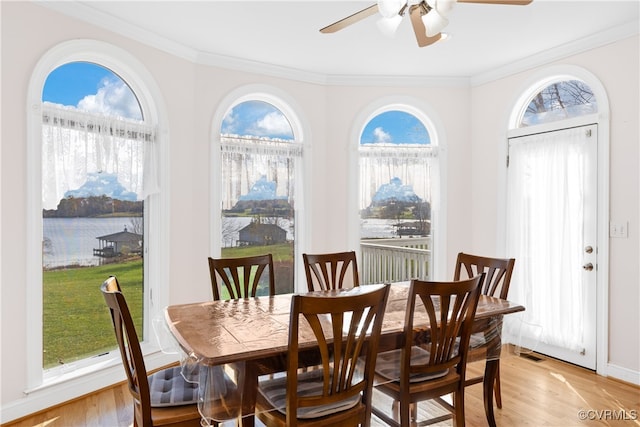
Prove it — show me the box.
[5,348,639,427]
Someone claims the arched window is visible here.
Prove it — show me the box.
[40,62,150,370]
[27,41,166,391]
[518,79,597,127]
[359,109,438,284]
[218,99,301,294]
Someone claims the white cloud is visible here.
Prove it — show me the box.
[373,126,392,143]
[253,111,292,136]
[77,78,142,120]
[222,109,238,133]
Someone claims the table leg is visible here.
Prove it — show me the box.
[239,362,258,427]
[483,358,499,427]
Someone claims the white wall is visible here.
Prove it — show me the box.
[1,1,638,422]
[470,36,640,378]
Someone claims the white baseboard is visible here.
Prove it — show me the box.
[605,362,640,386]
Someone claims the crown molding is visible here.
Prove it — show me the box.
[471,19,640,86]
[36,1,638,89]
[35,0,200,63]
[324,74,470,87]
[195,51,330,85]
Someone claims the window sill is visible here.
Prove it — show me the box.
[25,346,175,395]
[29,354,123,394]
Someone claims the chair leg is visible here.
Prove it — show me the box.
[410,402,418,421]
[454,390,465,427]
[399,399,411,427]
[494,364,502,409]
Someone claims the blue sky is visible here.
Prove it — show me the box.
[43,62,142,120]
[361,110,430,145]
[43,62,113,106]
[43,63,430,144]
[222,100,294,140]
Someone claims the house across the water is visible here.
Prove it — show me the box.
[94,226,143,257]
[238,223,287,246]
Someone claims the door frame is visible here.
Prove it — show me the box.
[506,121,599,369]
[498,65,610,377]
[504,113,608,376]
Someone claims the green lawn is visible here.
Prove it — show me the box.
[221,242,293,262]
[43,259,143,368]
[42,243,294,369]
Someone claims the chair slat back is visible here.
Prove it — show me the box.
[405,275,483,380]
[288,284,389,423]
[302,251,359,292]
[208,254,275,300]
[101,276,152,427]
[454,252,515,299]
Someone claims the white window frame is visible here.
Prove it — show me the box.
[26,40,171,392]
[210,84,310,293]
[349,96,447,280]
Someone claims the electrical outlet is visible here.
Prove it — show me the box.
[610,221,629,238]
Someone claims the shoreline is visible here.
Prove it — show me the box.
[43,255,142,272]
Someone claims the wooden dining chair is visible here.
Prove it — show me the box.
[101,276,239,427]
[302,251,360,292]
[208,253,275,300]
[255,284,390,427]
[453,252,515,409]
[371,275,483,427]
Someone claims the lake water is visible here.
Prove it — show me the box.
[43,217,398,269]
[43,217,138,269]
[360,218,397,239]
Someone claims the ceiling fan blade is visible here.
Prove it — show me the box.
[409,5,441,47]
[457,0,533,5]
[320,4,379,33]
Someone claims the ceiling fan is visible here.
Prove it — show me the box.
[320,0,533,48]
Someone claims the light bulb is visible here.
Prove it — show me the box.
[377,15,403,37]
[435,0,456,16]
[422,9,449,37]
[377,0,407,19]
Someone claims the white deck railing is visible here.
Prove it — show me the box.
[360,237,431,285]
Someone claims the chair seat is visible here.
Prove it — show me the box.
[376,346,449,383]
[258,368,361,419]
[149,366,199,407]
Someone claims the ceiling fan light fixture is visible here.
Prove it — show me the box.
[427,0,456,16]
[377,0,408,19]
[422,9,449,37]
[377,15,403,37]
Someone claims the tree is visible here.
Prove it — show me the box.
[526,80,594,118]
[129,216,143,235]
[222,216,242,248]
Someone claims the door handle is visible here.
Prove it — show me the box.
[583,263,594,271]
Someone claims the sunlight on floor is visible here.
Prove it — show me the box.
[33,418,59,427]
[550,371,590,405]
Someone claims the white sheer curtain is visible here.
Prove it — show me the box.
[505,127,589,352]
[41,103,157,210]
[359,145,437,211]
[220,135,302,211]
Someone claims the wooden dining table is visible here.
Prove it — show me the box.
[165,282,525,427]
